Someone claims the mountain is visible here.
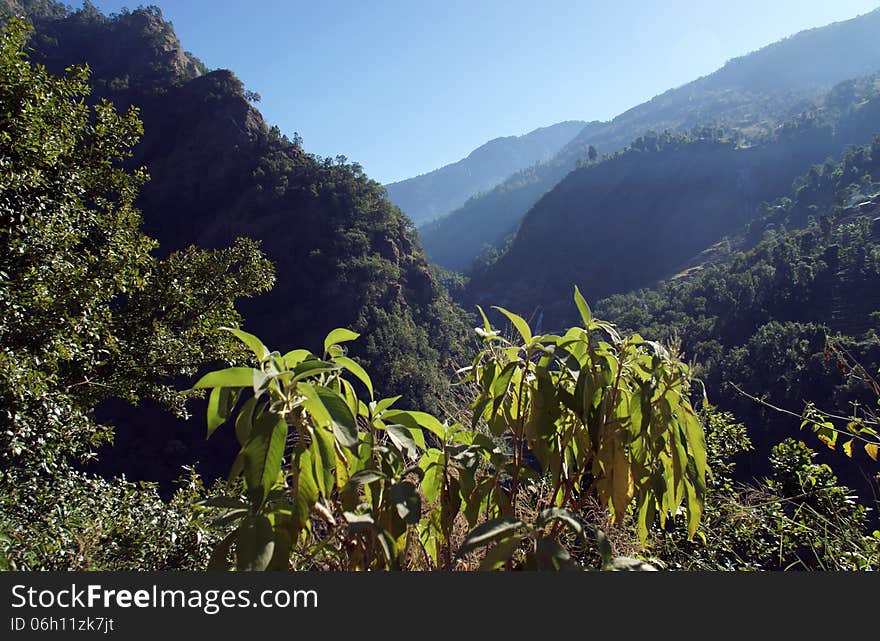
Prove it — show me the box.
[467,76,880,330]
[421,7,880,272]
[384,120,587,226]
[594,136,880,487]
[1,1,471,484]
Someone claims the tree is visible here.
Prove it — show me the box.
[588,144,598,162]
[0,18,274,568]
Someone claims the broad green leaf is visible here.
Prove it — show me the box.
[376,531,398,568]
[236,514,275,571]
[538,507,584,539]
[234,397,257,446]
[682,405,708,482]
[534,537,577,571]
[346,469,386,487]
[207,386,241,438]
[492,306,532,343]
[300,383,359,449]
[241,412,287,508]
[475,305,492,333]
[490,362,518,416]
[573,285,592,326]
[211,509,249,530]
[324,328,360,355]
[595,528,613,566]
[343,511,376,531]
[372,395,401,416]
[419,449,444,504]
[293,450,320,527]
[310,426,336,497]
[251,368,271,398]
[383,409,445,439]
[391,481,421,524]
[457,518,523,557]
[340,378,359,417]
[282,348,312,369]
[636,495,655,545]
[192,367,256,390]
[683,474,702,539]
[290,359,341,383]
[222,327,269,362]
[386,424,422,459]
[336,356,373,399]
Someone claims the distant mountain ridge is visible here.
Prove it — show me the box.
[421,6,880,272]
[467,75,880,330]
[384,120,587,226]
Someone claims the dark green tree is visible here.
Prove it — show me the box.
[0,18,274,568]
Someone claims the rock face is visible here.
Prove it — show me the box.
[1,2,207,96]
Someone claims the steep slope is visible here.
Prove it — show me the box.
[385,120,587,226]
[468,79,880,330]
[2,2,471,483]
[422,7,880,272]
[594,137,880,486]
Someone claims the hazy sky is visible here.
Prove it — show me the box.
[87,0,880,184]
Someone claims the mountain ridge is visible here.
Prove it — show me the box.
[421,6,880,272]
[467,75,880,330]
[384,119,587,226]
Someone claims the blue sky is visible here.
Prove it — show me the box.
[88,0,879,184]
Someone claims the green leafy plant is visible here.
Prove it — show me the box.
[443,287,707,569]
[195,288,708,571]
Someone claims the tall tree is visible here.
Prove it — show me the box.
[0,18,273,568]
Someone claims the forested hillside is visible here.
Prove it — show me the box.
[595,137,880,485]
[421,7,880,272]
[384,120,586,226]
[468,76,880,329]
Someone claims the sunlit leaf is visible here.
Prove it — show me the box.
[222,327,270,362]
[324,328,360,355]
[192,367,256,390]
[492,306,532,343]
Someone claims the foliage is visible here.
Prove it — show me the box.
[0,467,217,570]
[0,17,272,568]
[591,137,880,487]
[645,412,879,571]
[736,337,880,463]
[799,339,879,462]
[195,289,707,571]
